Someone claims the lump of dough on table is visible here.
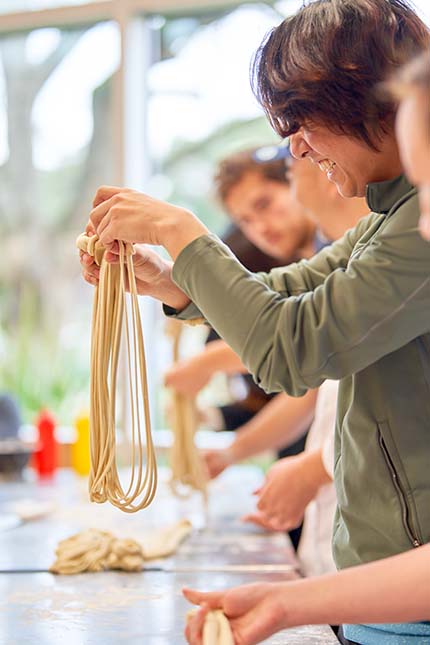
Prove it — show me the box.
[50,520,192,574]
[142,519,192,559]
[50,529,145,574]
[106,537,146,571]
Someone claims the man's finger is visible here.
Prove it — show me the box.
[89,194,119,232]
[85,221,96,236]
[186,605,209,645]
[80,252,94,267]
[83,270,98,286]
[105,251,120,264]
[256,492,271,512]
[241,513,271,529]
[183,588,224,609]
[256,497,267,512]
[79,254,100,276]
[107,240,120,254]
[93,185,123,208]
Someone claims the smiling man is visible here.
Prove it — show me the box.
[81,1,430,643]
[215,148,317,262]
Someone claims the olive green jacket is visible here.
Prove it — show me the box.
[168,175,430,568]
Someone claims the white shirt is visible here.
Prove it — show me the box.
[297,379,338,576]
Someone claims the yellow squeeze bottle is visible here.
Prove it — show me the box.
[72,412,90,476]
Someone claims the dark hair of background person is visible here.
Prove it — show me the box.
[221,224,280,273]
[252,0,430,150]
[214,148,288,206]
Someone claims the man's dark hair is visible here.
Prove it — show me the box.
[214,148,288,205]
[252,0,430,149]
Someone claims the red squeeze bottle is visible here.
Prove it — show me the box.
[33,409,57,478]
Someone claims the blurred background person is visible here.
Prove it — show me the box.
[165,148,318,551]
[199,150,367,576]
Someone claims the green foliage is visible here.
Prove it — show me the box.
[0,285,89,424]
[163,115,280,234]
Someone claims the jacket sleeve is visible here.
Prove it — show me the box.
[165,213,374,323]
[256,212,374,295]
[171,198,430,396]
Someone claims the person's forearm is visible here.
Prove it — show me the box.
[230,390,318,462]
[199,340,248,376]
[284,544,430,627]
[154,257,191,310]
[163,212,209,261]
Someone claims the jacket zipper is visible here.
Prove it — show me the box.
[378,430,422,547]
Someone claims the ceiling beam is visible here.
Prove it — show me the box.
[0,0,258,33]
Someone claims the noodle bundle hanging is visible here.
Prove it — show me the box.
[166,320,207,501]
[76,233,157,513]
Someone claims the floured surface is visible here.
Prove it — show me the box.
[0,467,293,572]
[0,467,337,643]
[1,570,338,645]
[7,581,162,614]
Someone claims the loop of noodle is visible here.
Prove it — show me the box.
[76,233,157,513]
[166,320,207,501]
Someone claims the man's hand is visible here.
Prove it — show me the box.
[184,582,292,645]
[243,450,330,532]
[88,185,209,260]
[201,448,236,480]
[241,510,286,532]
[80,243,190,311]
[164,356,212,397]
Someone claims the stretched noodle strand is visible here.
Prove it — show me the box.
[76,233,157,513]
[166,320,207,501]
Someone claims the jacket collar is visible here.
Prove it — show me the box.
[366,174,416,215]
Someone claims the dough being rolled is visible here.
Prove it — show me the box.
[187,609,234,645]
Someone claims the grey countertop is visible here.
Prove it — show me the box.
[0,466,339,644]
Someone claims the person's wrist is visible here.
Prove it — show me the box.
[162,262,191,311]
[302,450,331,490]
[161,207,209,260]
[195,351,217,383]
[281,577,333,628]
[228,440,246,464]
[264,582,298,631]
[276,580,313,629]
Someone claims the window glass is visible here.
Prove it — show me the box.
[145,5,286,431]
[0,23,119,424]
[146,4,284,234]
